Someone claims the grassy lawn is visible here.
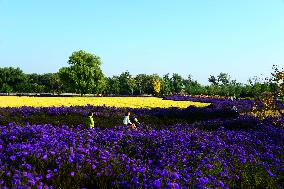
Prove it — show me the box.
[0,96,209,108]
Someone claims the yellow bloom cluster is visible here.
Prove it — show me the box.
[0,96,209,108]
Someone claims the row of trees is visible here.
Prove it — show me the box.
[0,50,281,98]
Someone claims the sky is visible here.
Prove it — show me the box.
[0,0,283,84]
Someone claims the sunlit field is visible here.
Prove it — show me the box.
[0,96,209,108]
[0,96,283,188]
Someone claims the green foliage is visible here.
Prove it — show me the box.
[252,65,284,118]
[217,72,230,85]
[59,50,104,95]
[118,71,136,95]
[208,75,218,85]
[50,73,63,94]
[0,67,27,93]
[134,74,149,95]
[25,73,57,93]
[171,73,184,94]
[106,76,120,94]
[160,73,172,95]
[0,63,280,98]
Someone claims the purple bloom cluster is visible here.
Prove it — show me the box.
[0,105,241,130]
[163,95,256,112]
[0,115,283,188]
[164,95,284,113]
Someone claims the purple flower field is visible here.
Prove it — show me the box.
[0,100,283,188]
[164,95,284,113]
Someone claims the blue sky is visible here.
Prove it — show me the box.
[0,0,283,84]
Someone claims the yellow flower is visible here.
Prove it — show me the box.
[0,96,209,108]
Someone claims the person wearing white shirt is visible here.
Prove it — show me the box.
[123,112,137,130]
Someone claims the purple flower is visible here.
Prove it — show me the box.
[92,164,96,170]
[43,154,48,161]
[46,173,52,179]
[10,155,16,161]
[13,173,20,178]
[26,164,32,170]
[153,179,161,188]
[121,154,127,161]
[70,172,75,177]
[198,177,209,185]
[220,171,226,177]
[171,182,180,189]
[218,180,225,187]
[173,172,180,179]
[12,179,20,185]
[161,169,168,176]
[206,164,214,169]
[268,170,276,177]
[29,179,36,185]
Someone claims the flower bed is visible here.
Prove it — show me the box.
[0,117,283,188]
[0,105,239,129]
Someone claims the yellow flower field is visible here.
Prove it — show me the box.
[0,96,209,108]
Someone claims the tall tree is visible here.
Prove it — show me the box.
[160,73,172,95]
[118,71,136,95]
[171,73,184,94]
[134,74,148,95]
[0,67,27,93]
[208,75,218,85]
[107,76,120,94]
[149,74,161,95]
[217,73,230,85]
[50,73,63,94]
[59,50,104,96]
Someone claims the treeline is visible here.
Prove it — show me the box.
[0,67,275,98]
[0,50,278,98]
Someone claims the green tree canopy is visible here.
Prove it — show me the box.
[171,73,184,94]
[0,67,27,93]
[59,50,104,95]
[118,71,136,95]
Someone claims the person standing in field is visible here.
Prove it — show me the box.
[86,112,94,129]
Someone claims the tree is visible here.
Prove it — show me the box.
[50,73,63,94]
[152,80,161,95]
[271,65,284,99]
[0,67,27,93]
[59,50,104,96]
[217,73,230,85]
[26,73,43,93]
[252,65,284,118]
[58,67,75,93]
[171,73,184,94]
[150,74,161,95]
[95,76,107,94]
[134,74,149,95]
[184,77,205,96]
[107,76,120,94]
[26,73,55,93]
[160,73,172,95]
[118,71,136,95]
[208,75,218,85]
